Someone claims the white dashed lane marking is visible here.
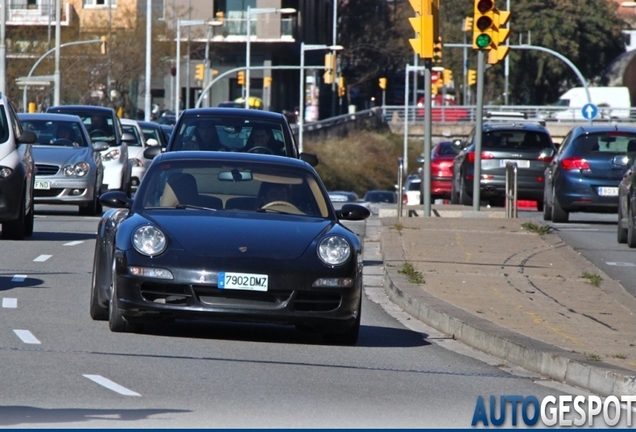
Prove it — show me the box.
[83,375,141,396]
[63,241,84,246]
[606,262,636,267]
[2,298,17,308]
[11,275,27,282]
[13,330,41,344]
[33,255,52,262]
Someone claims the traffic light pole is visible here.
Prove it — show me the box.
[473,50,485,211]
[422,63,432,218]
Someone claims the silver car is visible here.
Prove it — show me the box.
[18,113,107,216]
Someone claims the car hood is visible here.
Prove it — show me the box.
[145,212,333,259]
[33,146,92,167]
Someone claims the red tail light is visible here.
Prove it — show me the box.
[537,154,553,163]
[402,193,408,205]
[561,157,590,170]
[467,152,494,163]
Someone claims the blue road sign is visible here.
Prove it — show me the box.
[582,103,598,120]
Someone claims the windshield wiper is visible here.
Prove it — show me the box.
[175,204,218,212]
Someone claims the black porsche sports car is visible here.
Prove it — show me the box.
[90,151,370,345]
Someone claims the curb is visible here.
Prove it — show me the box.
[380,239,636,397]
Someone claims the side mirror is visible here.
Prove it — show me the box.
[146,138,159,146]
[300,152,319,167]
[99,191,131,208]
[122,132,136,143]
[93,141,109,152]
[336,203,371,221]
[18,130,37,144]
[144,145,163,160]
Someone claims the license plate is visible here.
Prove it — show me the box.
[34,180,50,190]
[598,187,618,196]
[218,271,268,292]
[500,159,530,168]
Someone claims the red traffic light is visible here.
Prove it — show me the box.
[476,0,494,13]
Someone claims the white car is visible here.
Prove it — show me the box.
[120,119,159,193]
[403,175,421,205]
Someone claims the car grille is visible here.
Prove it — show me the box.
[36,164,59,176]
[34,188,64,197]
[140,283,192,305]
[196,286,292,309]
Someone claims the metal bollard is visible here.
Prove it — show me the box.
[397,158,404,218]
[505,162,518,218]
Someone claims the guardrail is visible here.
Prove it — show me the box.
[383,105,636,124]
[290,107,384,140]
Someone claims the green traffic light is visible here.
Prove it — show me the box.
[475,34,491,48]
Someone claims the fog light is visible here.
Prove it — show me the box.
[128,266,173,279]
[71,189,84,196]
[312,277,354,288]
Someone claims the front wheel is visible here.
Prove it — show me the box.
[2,192,26,240]
[323,297,361,346]
[109,258,128,332]
[459,177,472,206]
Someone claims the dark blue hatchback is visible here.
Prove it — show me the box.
[543,125,636,223]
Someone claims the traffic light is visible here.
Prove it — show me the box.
[379,77,387,90]
[195,63,204,81]
[487,9,511,64]
[432,37,442,64]
[468,69,477,86]
[442,69,453,85]
[338,76,346,97]
[472,0,495,50]
[323,53,336,84]
[100,35,108,55]
[264,76,273,88]
[408,0,434,58]
[431,82,439,96]
[237,71,245,85]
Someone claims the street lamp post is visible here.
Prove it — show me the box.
[174,19,208,118]
[203,19,223,108]
[298,43,343,154]
[245,7,296,109]
[144,0,152,121]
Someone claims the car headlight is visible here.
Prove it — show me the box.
[63,162,89,177]
[0,167,12,178]
[317,236,351,266]
[103,149,120,161]
[130,158,144,167]
[132,225,167,256]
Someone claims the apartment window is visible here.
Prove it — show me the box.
[84,0,117,7]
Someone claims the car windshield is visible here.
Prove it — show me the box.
[435,142,460,156]
[572,132,636,155]
[482,130,552,150]
[364,192,396,203]
[171,117,289,156]
[140,159,329,217]
[20,120,88,147]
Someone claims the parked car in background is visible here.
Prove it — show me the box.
[545,125,636,223]
[402,174,421,205]
[144,108,318,166]
[363,190,396,204]
[0,93,37,240]
[18,113,106,216]
[91,151,370,344]
[46,105,133,196]
[138,120,169,149]
[451,117,556,208]
[430,140,461,199]
[120,118,156,193]
[328,191,359,204]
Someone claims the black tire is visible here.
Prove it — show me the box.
[459,177,472,206]
[618,204,628,244]
[90,247,108,321]
[551,191,569,223]
[25,197,34,237]
[536,200,544,212]
[79,192,100,216]
[2,192,26,240]
[543,188,552,221]
[450,179,459,204]
[627,208,636,248]
[108,258,128,332]
[323,297,361,346]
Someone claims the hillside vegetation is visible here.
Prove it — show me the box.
[304,130,423,197]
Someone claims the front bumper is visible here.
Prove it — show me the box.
[112,251,362,330]
[102,160,125,190]
[33,176,96,205]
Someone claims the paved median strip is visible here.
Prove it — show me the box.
[83,374,141,396]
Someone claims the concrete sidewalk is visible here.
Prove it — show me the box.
[366,206,636,396]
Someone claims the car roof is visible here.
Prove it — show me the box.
[120,118,139,125]
[48,105,117,116]
[18,113,83,123]
[179,107,286,121]
[482,122,548,133]
[137,121,160,128]
[568,125,636,134]
[153,150,311,168]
